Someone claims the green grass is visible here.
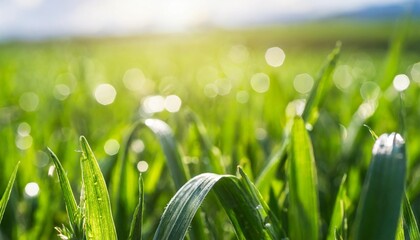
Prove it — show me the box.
[1,19,420,239]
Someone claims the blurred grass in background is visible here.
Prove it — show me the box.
[1,18,420,239]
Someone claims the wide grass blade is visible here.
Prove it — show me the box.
[353,133,406,240]
[48,148,78,227]
[327,174,348,240]
[402,194,420,239]
[288,116,320,240]
[153,171,280,240]
[80,136,117,240]
[129,174,144,240]
[0,162,19,223]
[256,43,340,196]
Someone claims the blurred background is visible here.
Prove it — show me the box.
[1,0,420,239]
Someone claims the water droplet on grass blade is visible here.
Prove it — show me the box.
[372,133,405,155]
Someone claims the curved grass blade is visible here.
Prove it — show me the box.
[48,148,78,227]
[0,162,19,223]
[327,174,348,240]
[153,173,275,240]
[403,194,420,239]
[144,119,190,189]
[80,136,117,240]
[256,43,340,196]
[128,174,144,240]
[353,133,406,240]
[288,117,320,240]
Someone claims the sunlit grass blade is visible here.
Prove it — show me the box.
[353,133,406,240]
[129,174,144,240]
[153,172,275,240]
[403,194,420,239]
[0,162,19,223]
[80,136,117,240]
[237,167,285,239]
[256,44,340,196]
[48,148,78,227]
[144,119,190,189]
[288,116,320,240]
[327,174,348,240]
[302,41,341,125]
[186,110,224,174]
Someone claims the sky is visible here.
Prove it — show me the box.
[0,0,405,40]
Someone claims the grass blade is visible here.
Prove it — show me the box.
[186,110,225,174]
[153,172,274,240]
[0,162,19,223]
[237,167,285,239]
[403,194,420,239]
[48,148,78,228]
[256,44,340,196]
[80,136,117,240]
[288,116,320,240]
[327,174,348,240]
[302,42,341,125]
[144,119,190,189]
[353,133,406,240]
[129,174,144,240]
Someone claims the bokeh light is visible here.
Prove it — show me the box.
[131,139,145,153]
[142,95,165,113]
[17,122,31,136]
[228,45,249,64]
[236,90,249,104]
[16,135,33,150]
[410,62,420,83]
[94,83,117,105]
[250,73,270,93]
[104,139,120,156]
[393,74,410,92]
[53,84,71,101]
[137,161,149,173]
[360,81,380,100]
[293,73,314,94]
[123,68,147,92]
[333,65,353,90]
[24,182,40,197]
[265,47,285,67]
[19,92,39,112]
[204,83,219,98]
[164,95,182,113]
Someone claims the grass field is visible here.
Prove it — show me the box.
[1,19,420,239]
